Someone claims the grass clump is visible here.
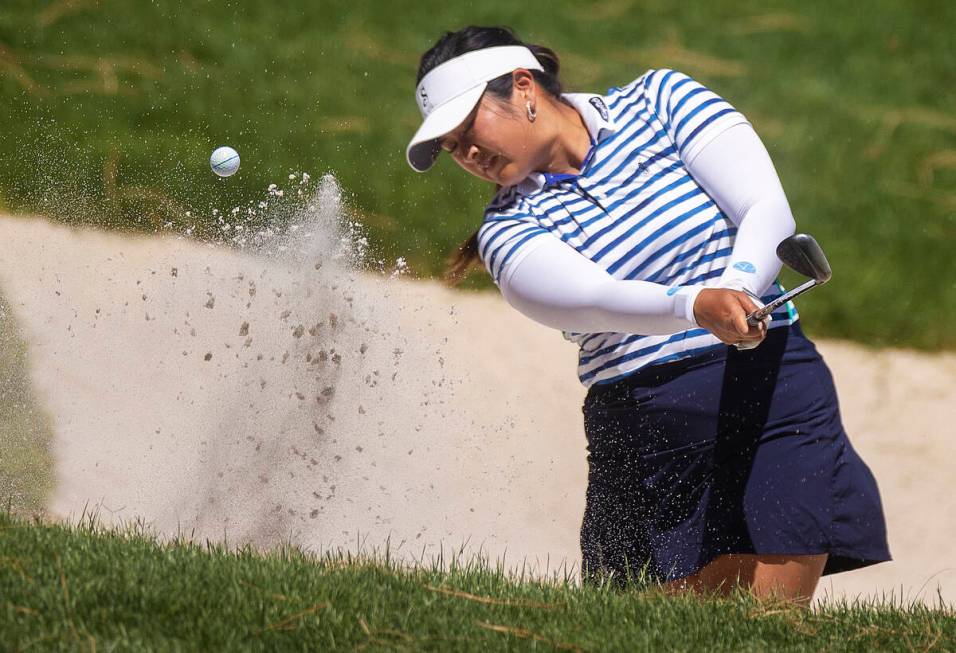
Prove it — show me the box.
[0,511,952,651]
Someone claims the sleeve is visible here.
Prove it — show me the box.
[476,204,552,286]
[684,123,796,298]
[497,234,703,335]
[643,69,751,164]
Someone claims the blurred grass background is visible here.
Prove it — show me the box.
[0,0,954,348]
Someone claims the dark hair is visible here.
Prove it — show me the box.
[417,26,564,285]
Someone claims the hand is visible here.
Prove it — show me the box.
[693,288,768,347]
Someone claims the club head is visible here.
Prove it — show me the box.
[776,233,832,283]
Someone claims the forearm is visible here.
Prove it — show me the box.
[686,123,796,296]
[720,195,795,296]
[499,236,701,335]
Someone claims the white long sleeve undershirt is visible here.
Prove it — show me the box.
[498,123,796,335]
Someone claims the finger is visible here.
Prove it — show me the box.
[707,325,739,345]
[735,294,768,336]
[713,312,760,343]
[734,291,760,314]
[754,314,770,337]
[717,326,757,345]
[746,320,768,338]
[732,309,751,337]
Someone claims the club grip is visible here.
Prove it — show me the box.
[746,307,771,327]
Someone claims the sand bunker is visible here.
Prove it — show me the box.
[0,200,953,606]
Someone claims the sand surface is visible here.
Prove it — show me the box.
[0,211,953,607]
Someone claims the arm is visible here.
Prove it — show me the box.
[498,235,702,335]
[499,237,765,344]
[684,122,796,297]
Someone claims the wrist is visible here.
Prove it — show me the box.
[670,285,704,326]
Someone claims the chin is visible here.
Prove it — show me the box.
[496,165,527,187]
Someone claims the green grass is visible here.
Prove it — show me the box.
[0,1,954,349]
[0,292,55,517]
[0,511,952,651]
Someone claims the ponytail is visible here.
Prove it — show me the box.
[444,230,482,286]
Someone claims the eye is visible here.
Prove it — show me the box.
[440,139,457,153]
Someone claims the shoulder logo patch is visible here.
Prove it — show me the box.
[589,97,609,121]
[733,261,757,274]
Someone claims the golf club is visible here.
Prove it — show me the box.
[746,233,832,326]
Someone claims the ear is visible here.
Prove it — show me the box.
[511,69,536,101]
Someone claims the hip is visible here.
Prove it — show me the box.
[582,323,843,459]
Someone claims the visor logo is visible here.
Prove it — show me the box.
[589,97,609,121]
[419,86,430,112]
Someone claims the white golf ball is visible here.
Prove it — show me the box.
[210,146,240,177]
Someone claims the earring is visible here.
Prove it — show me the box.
[526,101,537,122]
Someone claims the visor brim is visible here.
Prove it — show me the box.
[406,84,486,172]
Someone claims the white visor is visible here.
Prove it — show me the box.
[406,45,544,172]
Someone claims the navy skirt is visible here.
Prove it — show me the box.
[580,323,890,584]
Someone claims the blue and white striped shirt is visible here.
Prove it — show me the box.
[477,69,798,387]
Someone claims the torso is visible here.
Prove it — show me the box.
[480,70,798,387]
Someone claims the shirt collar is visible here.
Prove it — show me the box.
[562,92,617,143]
[517,92,617,194]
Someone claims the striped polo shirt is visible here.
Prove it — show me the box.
[477,68,798,387]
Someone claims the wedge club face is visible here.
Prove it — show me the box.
[741,233,833,333]
[776,233,832,284]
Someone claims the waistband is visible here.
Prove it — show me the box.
[585,322,809,400]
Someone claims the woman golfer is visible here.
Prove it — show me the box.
[406,26,889,604]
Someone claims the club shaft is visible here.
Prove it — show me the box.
[746,279,818,325]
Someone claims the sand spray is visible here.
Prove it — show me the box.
[0,174,587,577]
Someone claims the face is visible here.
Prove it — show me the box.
[438,84,540,186]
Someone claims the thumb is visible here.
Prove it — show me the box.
[732,295,752,335]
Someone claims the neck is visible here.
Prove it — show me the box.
[540,99,592,175]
